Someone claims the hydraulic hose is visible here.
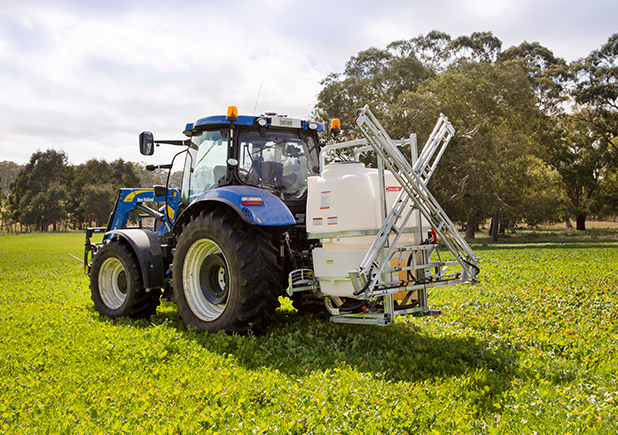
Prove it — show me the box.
[462,258,480,276]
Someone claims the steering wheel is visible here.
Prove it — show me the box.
[237,167,256,184]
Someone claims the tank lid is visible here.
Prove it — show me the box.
[321,161,366,178]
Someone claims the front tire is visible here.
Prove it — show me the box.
[172,208,282,334]
[90,240,161,319]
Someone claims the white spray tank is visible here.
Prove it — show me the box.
[306,161,428,297]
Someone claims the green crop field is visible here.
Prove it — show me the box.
[1,233,618,434]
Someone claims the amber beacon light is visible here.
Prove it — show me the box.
[330,119,341,138]
[226,105,239,123]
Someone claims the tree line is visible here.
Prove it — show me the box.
[0,151,180,233]
[314,31,618,238]
[1,31,616,237]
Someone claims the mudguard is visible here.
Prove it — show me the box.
[176,185,296,231]
[106,229,164,290]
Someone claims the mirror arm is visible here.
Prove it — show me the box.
[154,139,191,146]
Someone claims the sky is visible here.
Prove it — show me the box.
[0,0,616,167]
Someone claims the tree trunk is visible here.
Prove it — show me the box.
[565,217,573,229]
[490,210,499,242]
[505,219,516,234]
[489,216,495,237]
[576,213,586,231]
[465,215,477,240]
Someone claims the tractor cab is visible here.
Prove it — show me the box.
[180,108,325,220]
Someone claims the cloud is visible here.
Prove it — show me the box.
[0,0,616,166]
[0,4,330,165]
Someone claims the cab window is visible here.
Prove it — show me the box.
[238,130,315,200]
[181,130,228,204]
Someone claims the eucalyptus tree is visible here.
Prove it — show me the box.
[67,158,140,228]
[543,114,610,230]
[314,32,574,238]
[0,175,4,232]
[314,45,434,142]
[0,161,22,196]
[499,41,571,116]
[8,149,70,231]
[390,59,540,239]
[447,31,503,63]
[529,33,618,229]
[387,30,452,72]
[571,33,618,157]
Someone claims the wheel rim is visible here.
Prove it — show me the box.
[98,257,127,310]
[183,239,229,321]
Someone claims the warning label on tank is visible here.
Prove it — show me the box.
[327,216,338,225]
[386,186,403,192]
[320,191,331,209]
[313,217,323,226]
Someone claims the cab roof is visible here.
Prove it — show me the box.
[183,114,326,136]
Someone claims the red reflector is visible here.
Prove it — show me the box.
[430,228,438,244]
[241,196,263,206]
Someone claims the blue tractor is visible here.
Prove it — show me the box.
[86,105,480,334]
[86,106,326,334]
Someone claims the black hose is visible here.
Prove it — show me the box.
[406,252,417,282]
[462,258,480,276]
[352,262,379,296]
[338,299,369,313]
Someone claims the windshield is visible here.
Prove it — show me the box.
[238,130,318,200]
[181,129,228,204]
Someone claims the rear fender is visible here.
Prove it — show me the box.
[106,229,164,290]
[174,186,295,233]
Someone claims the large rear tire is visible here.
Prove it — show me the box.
[172,208,282,334]
[90,240,161,319]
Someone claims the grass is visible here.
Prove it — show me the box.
[470,221,618,245]
[1,232,618,433]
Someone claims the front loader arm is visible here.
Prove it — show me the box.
[83,187,180,274]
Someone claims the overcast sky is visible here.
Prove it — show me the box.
[1,0,616,166]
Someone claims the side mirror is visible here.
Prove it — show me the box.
[139,131,155,156]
